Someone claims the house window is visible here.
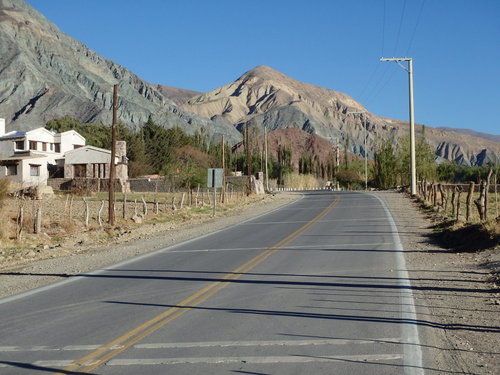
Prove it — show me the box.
[6,164,17,176]
[74,164,87,178]
[54,143,61,153]
[15,140,24,150]
[29,141,38,150]
[30,164,40,176]
[42,142,47,151]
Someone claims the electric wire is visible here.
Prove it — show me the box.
[360,0,425,112]
[381,0,386,56]
[358,0,387,104]
[405,0,426,56]
[393,0,407,56]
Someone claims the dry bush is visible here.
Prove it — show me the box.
[283,173,324,190]
[0,178,9,208]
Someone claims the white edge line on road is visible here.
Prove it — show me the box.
[372,193,424,375]
[31,354,402,367]
[0,338,402,352]
[0,193,305,305]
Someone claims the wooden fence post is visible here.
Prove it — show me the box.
[16,204,24,240]
[455,186,462,221]
[180,192,185,209]
[68,195,74,221]
[34,206,42,234]
[122,193,127,219]
[171,195,177,211]
[83,198,89,228]
[141,196,148,216]
[466,182,475,222]
[98,200,104,226]
[451,187,457,217]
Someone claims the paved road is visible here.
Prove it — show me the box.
[0,191,423,374]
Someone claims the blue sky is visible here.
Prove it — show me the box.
[27,0,500,135]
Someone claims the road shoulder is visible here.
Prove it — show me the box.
[374,190,499,375]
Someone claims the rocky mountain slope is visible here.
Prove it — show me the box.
[1,0,497,166]
[183,66,500,166]
[155,85,200,106]
[0,0,241,142]
[437,127,500,144]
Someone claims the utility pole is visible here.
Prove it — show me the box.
[264,125,269,192]
[380,57,417,196]
[245,125,251,195]
[108,84,118,225]
[221,134,225,203]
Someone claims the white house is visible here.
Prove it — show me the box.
[0,118,128,191]
[63,142,128,184]
[0,118,86,188]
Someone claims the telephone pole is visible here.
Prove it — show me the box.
[108,84,118,225]
[221,134,225,203]
[264,125,269,192]
[380,57,417,196]
[245,125,251,195]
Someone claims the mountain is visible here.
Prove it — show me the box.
[183,66,500,166]
[154,85,200,106]
[0,0,241,142]
[437,127,500,144]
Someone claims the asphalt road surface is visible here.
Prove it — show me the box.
[0,191,424,374]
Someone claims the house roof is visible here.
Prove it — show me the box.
[0,153,48,161]
[0,131,27,140]
[64,145,111,156]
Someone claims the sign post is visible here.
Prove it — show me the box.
[207,168,223,216]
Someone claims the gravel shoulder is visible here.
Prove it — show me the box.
[375,191,499,375]
[1,190,498,374]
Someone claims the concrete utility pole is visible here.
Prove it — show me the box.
[221,134,225,203]
[245,125,251,195]
[380,57,417,195]
[108,84,118,225]
[264,125,269,192]
[347,111,368,191]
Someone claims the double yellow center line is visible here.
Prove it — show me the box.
[56,195,339,374]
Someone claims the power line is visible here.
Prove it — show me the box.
[405,0,426,56]
[381,0,386,56]
[393,0,407,55]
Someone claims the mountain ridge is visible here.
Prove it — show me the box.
[1,0,498,166]
[182,65,499,166]
[0,0,241,142]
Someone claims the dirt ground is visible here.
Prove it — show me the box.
[0,190,498,374]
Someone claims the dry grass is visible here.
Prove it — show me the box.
[0,187,261,254]
[283,173,325,190]
[0,178,9,206]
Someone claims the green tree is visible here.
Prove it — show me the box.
[374,139,398,188]
[276,144,293,186]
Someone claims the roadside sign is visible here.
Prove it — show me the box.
[207,168,223,188]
